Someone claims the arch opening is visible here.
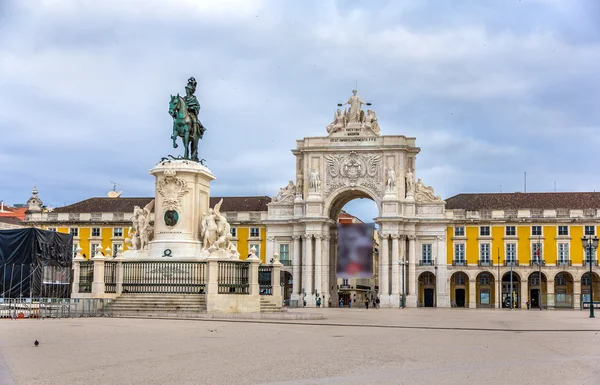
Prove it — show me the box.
[329,194,379,308]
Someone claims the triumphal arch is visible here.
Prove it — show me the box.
[265,90,450,308]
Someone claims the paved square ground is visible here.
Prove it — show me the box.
[1,308,600,385]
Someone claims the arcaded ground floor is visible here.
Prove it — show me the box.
[1,309,600,385]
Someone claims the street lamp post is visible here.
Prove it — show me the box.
[581,235,599,318]
[538,235,543,311]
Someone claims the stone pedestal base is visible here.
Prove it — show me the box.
[406,294,418,308]
[437,294,450,308]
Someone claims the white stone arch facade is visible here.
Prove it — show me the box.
[264,90,450,308]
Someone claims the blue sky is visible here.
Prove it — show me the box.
[1,0,599,222]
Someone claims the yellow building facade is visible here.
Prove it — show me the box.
[444,192,600,310]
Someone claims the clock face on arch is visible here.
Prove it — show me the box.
[164,210,179,227]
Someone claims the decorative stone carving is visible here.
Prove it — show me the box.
[309,169,321,192]
[200,199,238,256]
[405,170,415,198]
[131,200,155,250]
[156,169,190,211]
[326,109,347,135]
[26,185,43,213]
[415,178,442,202]
[385,167,396,192]
[272,180,296,203]
[324,151,383,197]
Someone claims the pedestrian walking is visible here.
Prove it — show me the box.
[375,297,380,309]
[365,298,369,309]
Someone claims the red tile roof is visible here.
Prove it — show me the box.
[50,196,271,213]
[445,192,600,211]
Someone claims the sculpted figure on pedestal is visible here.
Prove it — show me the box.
[131,200,155,250]
[415,178,442,202]
[272,180,296,203]
[405,170,415,197]
[362,109,380,135]
[326,109,347,135]
[386,167,396,191]
[343,90,366,123]
[309,169,321,192]
[200,199,237,253]
[168,77,206,162]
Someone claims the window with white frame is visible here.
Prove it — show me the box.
[585,246,597,263]
[250,227,260,237]
[70,227,79,237]
[112,243,122,257]
[230,227,237,238]
[505,226,516,236]
[454,244,465,262]
[531,243,543,262]
[72,243,79,258]
[279,244,290,265]
[506,243,517,262]
[558,243,569,262]
[480,226,490,236]
[454,226,465,237]
[91,228,101,237]
[249,243,260,258]
[558,226,569,236]
[585,226,595,236]
[422,244,432,264]
[480,243,491,262]
[90,243,100,257]
[113,227,123,237]
[531,226,542,236]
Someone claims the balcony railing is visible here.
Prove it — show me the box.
[529,259,546,266]
[419,260,434,266]
[504,260,518,266]
[584,260,599,267]
[452,260,467,266]
[478,260,492,267]
[556,260,572,267]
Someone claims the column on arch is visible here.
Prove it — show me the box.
[314,234,322,297]
[380,234,390,297]
[302,234,313,296]
[322,234,330,306]
[292,235,301,296]
[408,235,417,297]
[391,234,400,297]
[329,230,338,306]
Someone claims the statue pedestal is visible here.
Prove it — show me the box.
[147,159,215,259]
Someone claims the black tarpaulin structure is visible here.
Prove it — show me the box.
[0,228,73,298]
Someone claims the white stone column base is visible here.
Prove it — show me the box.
[406,294,418,308]
[437,294,451,308]
[388,294,401,308]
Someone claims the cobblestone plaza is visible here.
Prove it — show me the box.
[1,309,599,385]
